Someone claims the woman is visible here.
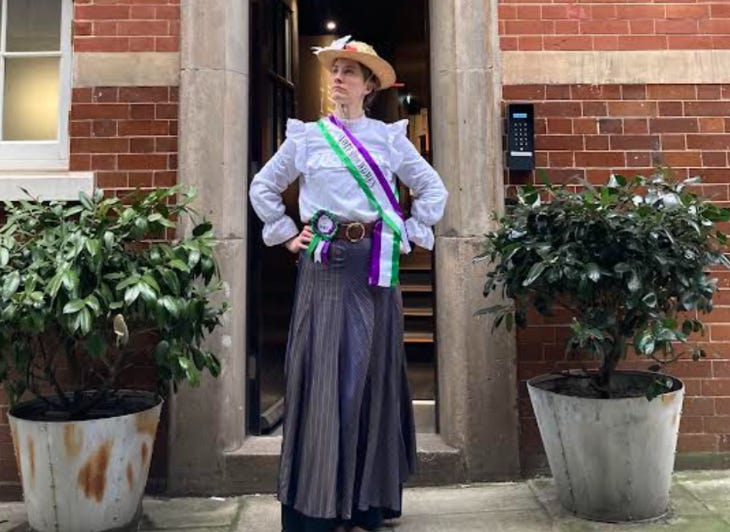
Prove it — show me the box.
[249,36,448,532]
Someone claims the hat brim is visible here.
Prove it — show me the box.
[316,49,396,90]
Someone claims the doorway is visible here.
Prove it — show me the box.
[247,0,436,435]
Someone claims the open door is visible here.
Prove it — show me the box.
[247,0,299,435]
[249,0,436,435]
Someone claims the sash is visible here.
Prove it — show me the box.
[313,115,410,287]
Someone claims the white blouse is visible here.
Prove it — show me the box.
[249,116,448,250]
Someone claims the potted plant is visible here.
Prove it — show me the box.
[0,186,228,532]
[477,170,730,522]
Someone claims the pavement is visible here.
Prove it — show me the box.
[1,470,730,531]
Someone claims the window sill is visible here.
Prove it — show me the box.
[0,171,94,201]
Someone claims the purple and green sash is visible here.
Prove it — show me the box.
[316,115,410,287]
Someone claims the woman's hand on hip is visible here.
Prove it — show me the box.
[284,225,313,254]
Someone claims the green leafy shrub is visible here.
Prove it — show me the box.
[477,171,730,398]
[0,186,228,418]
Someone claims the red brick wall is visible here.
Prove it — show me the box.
[504,84,730,186]
[499,2,730,51]
[74,0,180,53]
[69,86,179,195]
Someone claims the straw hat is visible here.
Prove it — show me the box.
[313,35,396,90]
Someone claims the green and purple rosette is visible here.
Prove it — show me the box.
[307,209,339,264]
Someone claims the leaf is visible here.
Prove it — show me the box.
[160,296,180,317]
[522,262,546,287]
[170,259,190,273]
[47,272,64,298]
[586,263,601,283]
[85,295,101,313]
[124,284,141,306]
[78,192,93,211]
[628,272,641,292]
[63,299,86,314]
[1,271,20,300]
[138,282,157,303]
[474,304,512,317]
[154,340,170,364]
[103,231,114,251]
[116,275,140,291]
[192,348,206,370]
[142,274,160,292]
[64,205,84,217]
[160,269,180,295]
[208,353,222,377]
[84,238,101,258]
[0,247,9,267]
[134,217,148,235]
[193,222,213,237]
[62,270,79,292]
[640,338,655,356]
[187,249,201,269]
[642,292,657,308]
[78,308,92,335]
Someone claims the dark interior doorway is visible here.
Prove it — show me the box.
[247,0,435,436]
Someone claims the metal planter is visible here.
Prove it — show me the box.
[527,371,684,522]
[8,390,162,532]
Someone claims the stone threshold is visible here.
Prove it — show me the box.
[222,433,466,494]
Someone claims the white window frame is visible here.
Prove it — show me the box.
[0,0,72,171]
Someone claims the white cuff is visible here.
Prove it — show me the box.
[262,216,299,246]
[405,217,435,250]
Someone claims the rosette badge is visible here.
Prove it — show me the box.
[307,210,340,264]
[313,210,338,239]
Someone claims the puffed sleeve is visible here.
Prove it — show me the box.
[248,119,306,246]
[388,120,448,250]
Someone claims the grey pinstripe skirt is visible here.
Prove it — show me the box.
[278,237,417,523]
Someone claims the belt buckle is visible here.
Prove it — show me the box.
[345,222,365,243]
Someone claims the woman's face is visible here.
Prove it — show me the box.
[329,58,372,108]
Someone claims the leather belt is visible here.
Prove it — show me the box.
[333,221,376,242]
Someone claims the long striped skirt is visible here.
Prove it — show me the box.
[278,237,417,531]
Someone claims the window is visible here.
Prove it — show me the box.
[0,0,72,170]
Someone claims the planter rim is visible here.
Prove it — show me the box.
[527,370,684,402]
[7,388,163,424]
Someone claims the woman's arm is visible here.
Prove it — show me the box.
[249,121,305,246]
[391,130,448,250]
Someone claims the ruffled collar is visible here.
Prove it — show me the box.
[333,114,368,131]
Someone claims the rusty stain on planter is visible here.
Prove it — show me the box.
[135,410,158,438]
[126,462,135,490]
[141,441,149,468]
[10,424,21,484]
[77,441,112,503]
[661,392,677,404]
[64,424,84,459]
[27,436,35,488]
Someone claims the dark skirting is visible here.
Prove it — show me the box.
[278,238,417,531]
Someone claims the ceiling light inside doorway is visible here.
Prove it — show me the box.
[325,20,337,31]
